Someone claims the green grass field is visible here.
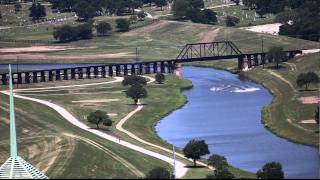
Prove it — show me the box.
[0,83,171,178]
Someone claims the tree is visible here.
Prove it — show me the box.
[183,139,210,167]
[146,167,171,179]
[155,73,165,84]
[172,0,190,19]
[137,10,146,21]
[96,21,112,36]
[126,84,148,105]
[296,72,319,90]
[207,167,235,179]
[257,162,284,179]
[225,16,239,27]
[14,3,22,13]
[267,46,286,69]
[74,1,96,21]
[116,18,130,32]
[87,110,112,129]
[154,0,167,11]
[53,25,77,42]
[77,21,93,39]
[122,75,147,86]
[29,3,46,21]
[208,154,228,170]
[202,9,217,24]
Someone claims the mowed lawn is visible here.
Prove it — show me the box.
[0,78,172,179]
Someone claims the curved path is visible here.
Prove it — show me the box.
[1,77,189,178]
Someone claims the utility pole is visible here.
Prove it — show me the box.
[261,36,264,53]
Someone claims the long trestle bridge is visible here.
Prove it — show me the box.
[0,41,302,85]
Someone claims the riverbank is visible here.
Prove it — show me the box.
[187,54,319,147]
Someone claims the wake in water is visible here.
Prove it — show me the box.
[210,84,260,93]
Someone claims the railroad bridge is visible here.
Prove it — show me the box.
[0,41,302,85]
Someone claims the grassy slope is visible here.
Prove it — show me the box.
[0,88,170,178]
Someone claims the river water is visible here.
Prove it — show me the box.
[156,66,319,179]
[1,64,318,178]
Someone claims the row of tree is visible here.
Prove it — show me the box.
[53,21,93,42]
[87,74,165,129]
[172,0,218,25]
[242,0,319,41]
[147,139,285,179]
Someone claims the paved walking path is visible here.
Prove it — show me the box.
[1,77,192,178]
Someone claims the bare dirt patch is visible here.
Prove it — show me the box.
[298,96,320,104]
[0,46,97,53]
[0,52,133,60]
[199,27,220,43]
[72,99,120,106]
[107,113,118,117]
[300,120,317,124]
[125,20,169,35]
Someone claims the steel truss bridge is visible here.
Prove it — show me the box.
[0,41,302,85]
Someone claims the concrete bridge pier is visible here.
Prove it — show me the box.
[2,74,7,85]
[253,54,259,66]
[71,68,76,79]
[33,72,38,83]
[261,54,266,65]
[64,69,68,80]
[78,68,84,79]
[247,55,252,69]
[153,63,158,73]
[94,67,99,78]
[86,67,91,79]
[175,63,182,77]
[25,72,31,83]
[109,66,113,77]
[18,73,23,84]
[131,64,136,75]
[145,63,151,74]
[40,71,45,82]
[123,65,128,76]
[238,56,244,70]
[160,62,165,73]
[101,66,106,78]
[116,65,121,76]
[138,64,143,75]
[56,70,61,81]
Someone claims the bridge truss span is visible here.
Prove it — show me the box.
[176,41,242,61]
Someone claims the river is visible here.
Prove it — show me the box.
[156,66,319,179]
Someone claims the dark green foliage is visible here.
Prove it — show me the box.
[267,46,286,69]
[122,75,147,86]
[74,1,96,21]
[87,110,112,129]
[53,22,93,42]
[116,18,130,32]
[14,3,22,13]
[145,167,171,179]
[172,0,189,19]
[257,162,284,179]
[296,72,319,90]
[155,73,165,84]
[126,84,148,105]
[183,139,210,166]
[29,3,46,21]
[96,21,112,36]
[154,0,167,11]
[225,16,239,27]
[207,167,235,179]
[208,154,228,169]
